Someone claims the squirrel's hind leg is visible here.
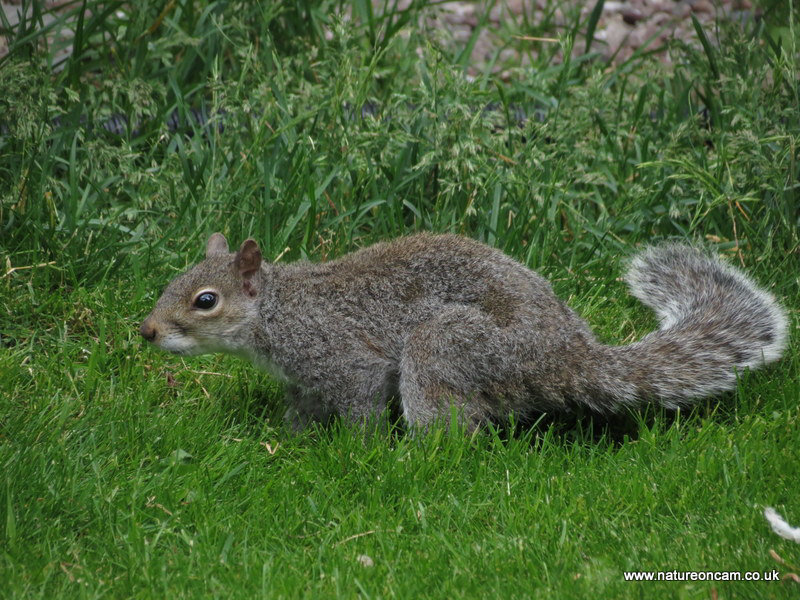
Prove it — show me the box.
[398,306,517,431]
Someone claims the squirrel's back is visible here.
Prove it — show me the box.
[279,232,574,329]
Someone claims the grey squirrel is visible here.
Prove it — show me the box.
[140,233,788,430]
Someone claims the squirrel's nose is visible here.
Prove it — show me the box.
[140,319,158,342]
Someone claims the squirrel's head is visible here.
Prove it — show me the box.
[140,233,263,357]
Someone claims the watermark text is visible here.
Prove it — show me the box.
[623,570,780,582]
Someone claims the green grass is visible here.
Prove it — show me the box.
[1,0,799,598]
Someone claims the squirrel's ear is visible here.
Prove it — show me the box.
[235,239,262,282]
[206,233,229,258]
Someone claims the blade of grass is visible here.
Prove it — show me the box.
[584,0,605,55]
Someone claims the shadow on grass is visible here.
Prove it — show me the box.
[225,380,743,451]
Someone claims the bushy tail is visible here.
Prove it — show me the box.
[586,244,788,411]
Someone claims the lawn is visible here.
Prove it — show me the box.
[1,0,798,598]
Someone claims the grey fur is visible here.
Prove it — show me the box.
[140,234,788,430]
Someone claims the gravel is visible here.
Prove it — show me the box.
[1,0,760,75]
[376,0,760,77]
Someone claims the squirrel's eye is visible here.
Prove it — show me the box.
[194,292,217,310]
